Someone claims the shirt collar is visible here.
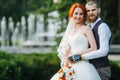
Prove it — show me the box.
[89,17,101,29]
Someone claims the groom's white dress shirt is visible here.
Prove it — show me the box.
[83,18,111,60]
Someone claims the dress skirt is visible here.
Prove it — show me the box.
[50,61,101,80]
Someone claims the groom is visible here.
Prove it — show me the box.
[82,1,111,80]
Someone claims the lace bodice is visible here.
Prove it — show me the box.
[68,32,89,54]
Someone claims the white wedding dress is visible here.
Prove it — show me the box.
[50,32,101,80]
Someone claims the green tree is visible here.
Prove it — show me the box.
[0,0,29,21]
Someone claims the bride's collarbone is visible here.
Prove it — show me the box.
[71,29,84,35]
[70,30,87,38]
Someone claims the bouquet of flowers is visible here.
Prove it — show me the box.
[58,65,76,80]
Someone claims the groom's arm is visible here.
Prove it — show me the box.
[82,23,111,60]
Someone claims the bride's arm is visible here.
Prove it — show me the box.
[63,45,71,66]
[76,26,97,55]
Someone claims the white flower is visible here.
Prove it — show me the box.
[62,66,76,80]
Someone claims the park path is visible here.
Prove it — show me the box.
[109,54,120,61]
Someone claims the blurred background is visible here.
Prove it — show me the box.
[0,0,120,52]
[0,0,120,80]
[0,0,119,50]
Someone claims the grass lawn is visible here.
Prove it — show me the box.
[114,61,120,66]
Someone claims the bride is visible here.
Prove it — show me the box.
[50,3,101,80]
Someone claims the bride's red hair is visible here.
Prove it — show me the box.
[69,3,86,23]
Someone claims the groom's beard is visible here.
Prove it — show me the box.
[88,15,98,23]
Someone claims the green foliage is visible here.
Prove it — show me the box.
[0,51,21,80]
[102,0,119,28]
[0,0,86,22]
[110,61,120,80]
[0,51,60,80]
[0,0,28,21]
[0,51,120,80]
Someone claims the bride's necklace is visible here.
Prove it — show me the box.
[71,25,84,36]
[73,26,79,32]
[71,28,77,36]
[72,26,80,34]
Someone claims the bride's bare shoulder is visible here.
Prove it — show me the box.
[83,25,92,33]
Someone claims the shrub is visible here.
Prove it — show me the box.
[0,51,120,80]
[110,61,120,80]
[0,51,60,80]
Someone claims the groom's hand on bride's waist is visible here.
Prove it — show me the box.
[68,55,81,62]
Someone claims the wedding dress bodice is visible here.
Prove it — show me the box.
[68,32,89,54]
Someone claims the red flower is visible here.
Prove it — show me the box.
[57,65,76,80]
